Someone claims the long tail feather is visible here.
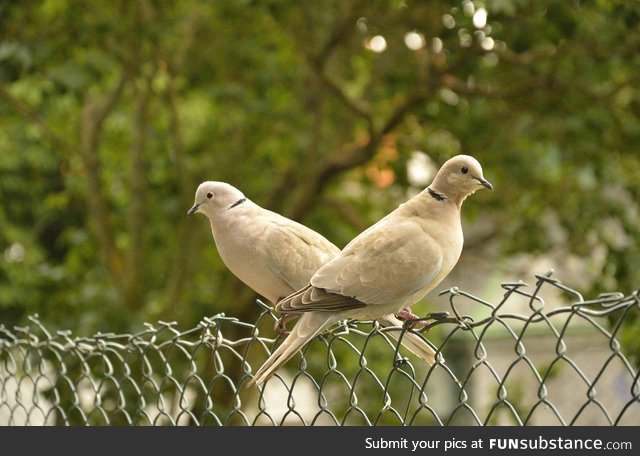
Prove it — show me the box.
[378,314,439,365]
[249,313,335,387]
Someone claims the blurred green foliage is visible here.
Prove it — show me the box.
[0,0,638,360]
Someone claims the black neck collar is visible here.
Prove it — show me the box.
[427,187,446,202]
[227,197,247,210]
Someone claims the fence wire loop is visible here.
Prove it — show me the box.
[1,271,639,426]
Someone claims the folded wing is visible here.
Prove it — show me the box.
[261,217,340,293]
[277,220,443,313]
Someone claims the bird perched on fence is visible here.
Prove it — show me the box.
[249,155,493,387]
[187,181,439,376]
[187,181,339,309]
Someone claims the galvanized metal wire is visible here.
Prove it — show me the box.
[1,272,639,425]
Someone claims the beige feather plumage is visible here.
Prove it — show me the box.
[188,181,441,387]
[250,155,492,386]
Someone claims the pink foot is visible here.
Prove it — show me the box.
[396,308,429,329]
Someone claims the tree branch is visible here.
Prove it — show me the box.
[78,71,128,290]
[322,195,369,235]
[154,7,206,316]
[268,3,430,223]
[125,76,151,311]
[284,90,428,221]
[313,4,363,67]
[440,73,551,100]
[0,85,72,152]
[318,70,373,123]
[163,77,201,316]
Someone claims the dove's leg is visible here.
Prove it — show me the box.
[397,308,421,321]
[274,314,297,336]
[396,308,456,330]
[396,308,430,329]
[397,309,461,332]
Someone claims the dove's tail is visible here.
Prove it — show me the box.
[249,312,335,388]
[378,315,439,366]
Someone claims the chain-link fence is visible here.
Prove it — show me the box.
[1,272,639,426]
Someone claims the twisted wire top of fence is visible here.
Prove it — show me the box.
[1,271,639,426]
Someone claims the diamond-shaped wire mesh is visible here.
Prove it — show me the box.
[1,272,639,425]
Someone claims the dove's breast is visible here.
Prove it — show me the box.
[426,207,463,264]
[209,213,294,304]
[403,205,464,302]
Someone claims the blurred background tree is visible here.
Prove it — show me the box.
[0,0,638,359]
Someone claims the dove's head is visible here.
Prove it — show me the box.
[430,155,492,203]
[187,181,247,217]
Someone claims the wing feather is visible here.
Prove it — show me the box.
[277,285,367,313]
[277,219,444,313]
[311,220,443,306]
[259,216,339,294]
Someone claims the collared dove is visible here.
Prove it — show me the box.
[187,181,339,305]
[250,155,492,386]
[187,182,438,377]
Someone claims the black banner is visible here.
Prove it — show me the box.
[0,426,637,455]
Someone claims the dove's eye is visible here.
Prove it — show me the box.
[207,192,214,199]
[461,166,469,174]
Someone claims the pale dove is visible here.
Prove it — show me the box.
[250,155,492,386]
[187,181,339,305]
[187,182,438,376]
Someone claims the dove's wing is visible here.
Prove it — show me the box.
[314,220,443,304]
[278,219,443,312]
[277,284,368,313]
[260,217,340,294]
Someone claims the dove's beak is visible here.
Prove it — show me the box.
[477,178,493,191]
[187,203,201,216]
